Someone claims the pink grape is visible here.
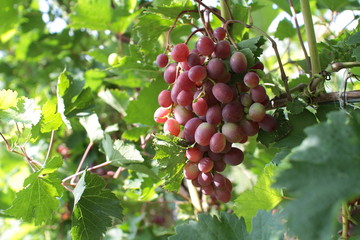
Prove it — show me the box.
[177,90,194,107]
[230,52,247,73]
[183,118,203,143]
[207,58,225,80]
[187,53,201,67]
[156,53,168,68]
[248,102,266,122]
[202,185,214,195]
[154,107,170,123]
[239,119,259,136]
[212,83,234,103]
[174,105,193,125]
[164,63,177,84]
[176,71,196,91]
[164,118,180,136]
[223,147,244,166]
[214,27,226,40]
[186,147,203,163]
[213,160,226,172]
[188,65,207,83]
[240,93,252,107]
[214,40,231,59]
[209,133,227,153]
[196,36,215,56]
[214,187,231,203]
[192,98,208,116]
[221,122,245,143]
[208,151,223,161]
[158,90,172,107]
[206,104,222,125]
[194,122,216,146]
[213,173,226,188]
[259,114,277,132]
[251,85,267,103]
[198,157,214,173]
[184,162,200,180]
[244,72,260,88]
[171,43,189,62]
[222,101,244,122]
[197,172,213,186]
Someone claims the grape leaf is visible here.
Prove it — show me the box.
[0,89,18,109]
[237,36,266,59]
[100,134,144,165]
[274,18,296,40]
[98,89,129,116]
[70,0,112,31]
[248,210,286,240]
[153,134,188,192]
[121,126,149,141]
[4,156,63,225]
[124,75,168,126]
[170,212,249,240]
[40,100,63,133]
[71,171,123,240]
[274,111,360,240]
[234,164,282,231]
[353,45,360,61]
[79,113,104,142]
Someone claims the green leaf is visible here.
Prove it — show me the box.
[274,111,360,240]
[40,100,63,133]
[79,113,104,142]
[317,0,349,11]
[121,126,149,141]
[0,0,22,42]
[124,75,168,126]
[100,134,144,166]
[0,89,18,109]
[234,164,282,231]
[347,31,360,45]
[229,3,250,41]
[286,98,306,114]
[153,134,188,192]
[170,212,248,240]
[71,171,123,240]
[274,18,296,40]
[353,45,360,61]
[70,0,112,31]
[248,210,286,240]
[5,156,63,225]
[240,48,255,70]
[237,36,266,59]
[98,89,129,116]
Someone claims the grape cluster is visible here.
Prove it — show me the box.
[154,27,277,203]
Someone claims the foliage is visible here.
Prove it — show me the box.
[0,0,359,239]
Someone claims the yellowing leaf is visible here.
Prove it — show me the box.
[0,89,18,110]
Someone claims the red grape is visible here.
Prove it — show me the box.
[154,107,170,123]
[214,27,226,40]
[194,122,216,146]
[164,118,180,136]
[244,72,260,88]
[214,40,231,59]
[222,101,244,122]
[184,162,200,180]
[251,85,267,103]
[248,102,266,122]
[212,83,234,103]
[156,53,169,68]
[171,43,189,62]
[186,147,203,163]
[196,36,215,56]
[259,114,277,132]
[223,147,244,166]
[164,63,177,84]
[183,118,203,143]
[209,133,227,153]
[230,52,247,73]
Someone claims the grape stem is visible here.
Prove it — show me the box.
[70,141,94,185]
[268,90,360,109]
[45,130,55,161]
[164,10,198,53]
[288,0,311,73]
[186,179,203,213]
[342,202,349,240]
[325,62,360,73]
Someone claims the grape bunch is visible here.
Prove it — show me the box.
[154,27,277,203]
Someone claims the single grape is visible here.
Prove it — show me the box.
[222,101,244,122]
[188,65,207,83]
[192,178,201,188]
[181,60,190,70]
[248,102,266,122]
[207,58,225,80]
[251,85,267,103]
[240,93,252,107]
[214,40,231,59]
[196,144,210,152]
[174,105,193,125]
[183,118,203,143]
[224,177,233,192]
[239,119,259,136]
[194,122,216,146]
[186,147,203,163]
[222,141,232,153]
[164,63,177,84]
[187,52,201,67]
[202,185,214,195]
[244,71,260,88]
[209,132,227,153]
[259,114,277,132]
[171,83,182,104]
[156,53,169,68]
[197,172,213,186]
[213,160,226,172]
[207,151,223,161]
[176,71,196,91]
[250,61,264,70]
[154,107,170,123]
[196,36,215,56]
[236,80,250,92]
[214,187,231,203]
[230,52,247,73]
[192,98,208,116]
[198,157,214,173]
[171,43,189,62]
[177,90,194,107]
[184,162,200,180]
[213,173,226,188]
[158,90,172,107]
[164,118,180,136]
[206,104,222,125]
[221,122,245,143]
[212,83,234,103]
[223,147,244,166]
[214,27,226,40]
